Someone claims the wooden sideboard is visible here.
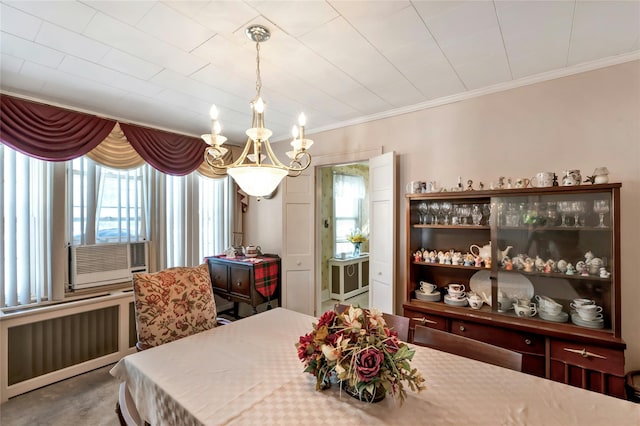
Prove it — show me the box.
[205,255,280,318]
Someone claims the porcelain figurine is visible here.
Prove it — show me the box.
[566,263,575,275]
[464,254,474,267]
[599,267,611,278]
[484,257,492,268]
[444,251,453,265]
[544,259,556,274]
[475,256,483,268]
[429,251,437,263]
[556,259,568,273]
[534,256,545,272]
[503,257,513,271]
[437,251,446,264]
[523,258,534,272]
[451,251,463,265]
[466,180,473,191]
[497,176,505,189]
[414,251,422,262]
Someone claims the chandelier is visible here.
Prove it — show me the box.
[203,25,313,197]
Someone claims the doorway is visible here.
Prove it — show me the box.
[318,161,370,313]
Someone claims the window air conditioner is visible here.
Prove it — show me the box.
[70,242,149,289]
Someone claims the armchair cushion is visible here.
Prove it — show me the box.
[133,263,217,348]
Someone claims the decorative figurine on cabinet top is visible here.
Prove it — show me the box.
[599,267,611,278]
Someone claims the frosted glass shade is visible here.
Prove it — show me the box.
[227,166,288,197]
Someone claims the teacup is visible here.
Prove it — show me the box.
[497,297,515,312]
[535,295,562,315]
[468,295,483,309]
[570,298,595,310]
[448,284,465,293]
[513,303,537,317]
[531,172,555,188]
[420,281,437,294]
[576,305,602,320]
[515,177,530,188]
[448,290,466,300]
[561,170,581,186]
[406,181,424,194]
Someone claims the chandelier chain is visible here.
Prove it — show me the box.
[255,41,262,97]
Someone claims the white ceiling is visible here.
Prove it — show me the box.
[1,1,639,144]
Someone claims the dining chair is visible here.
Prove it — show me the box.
[116,383,142,426]
[132,263,230,350]
[412,325,522,372]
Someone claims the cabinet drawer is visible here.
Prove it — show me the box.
[450,320,545,355]
[549,339,624,376]
[209,264,228,291]
[404,309,448,332]
[229,267,251,298]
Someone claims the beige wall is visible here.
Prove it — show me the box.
[246,60,640,371]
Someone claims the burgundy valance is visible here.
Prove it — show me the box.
[120,123,207,176]
[0,95,116,161]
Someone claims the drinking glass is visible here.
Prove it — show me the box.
[417,202,428,224]
[441,201,452,225]
[459,204,471,225]
[571,201,586,227]
[546,202,558,226]
[593,200,610,228]
[557,201,572,227]
[430,202,441,225]
[471,204,482,226]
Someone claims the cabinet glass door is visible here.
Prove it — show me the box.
[493,191,614,331]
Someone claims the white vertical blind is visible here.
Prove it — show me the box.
[2,146,51,307]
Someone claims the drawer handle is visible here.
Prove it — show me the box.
[563,347,607,360]
[525,339,532,345]
[411,317,437,325]
[459,325,465,332]
[236,281,242,287]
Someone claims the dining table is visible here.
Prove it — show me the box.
[110,307,639,425]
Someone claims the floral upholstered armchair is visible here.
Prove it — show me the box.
[132,263,230,350]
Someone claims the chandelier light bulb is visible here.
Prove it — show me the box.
[291,125,299,138]
[298,112,306,126]
[254,97,265,114]
[209,104,219,120]
[213,121,221,135]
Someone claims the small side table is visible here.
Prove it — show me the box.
[328,254,369,301]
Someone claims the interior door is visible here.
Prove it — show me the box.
[369,151,396,313]
[281,170,315,315]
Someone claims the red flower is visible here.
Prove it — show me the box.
[356,347,384,382]
[384,336,400,354]
[146,293,161,306]
[317,310,336,328]
[297,333,315,361]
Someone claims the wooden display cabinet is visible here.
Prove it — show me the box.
[403,184,627,398]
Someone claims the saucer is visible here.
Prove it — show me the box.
[444,295,468,307]
[571,313,604,329]
[538,310,569,323]
[415,291,441,302]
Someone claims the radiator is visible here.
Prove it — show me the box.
[1,293,136,401]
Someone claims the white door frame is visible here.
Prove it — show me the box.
[313,148,382,316]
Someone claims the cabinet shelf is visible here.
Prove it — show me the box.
[412,261,485,271]
[498,225,612,232]
[499,269,612,283]
[413,224,490,230]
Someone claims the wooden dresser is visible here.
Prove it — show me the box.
[205,255,280,318]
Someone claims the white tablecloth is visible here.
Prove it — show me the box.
[111,308,639,426]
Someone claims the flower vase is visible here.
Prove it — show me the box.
[340,380,386,403]
[352,242,361,257]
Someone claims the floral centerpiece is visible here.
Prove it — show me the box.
[347,228,367,256]
[296,305,425,404]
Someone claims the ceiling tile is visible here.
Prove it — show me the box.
[0,53,23,73]
[36,22,110,63]
[5,0,96,33]
[82,0,155,26]
[0,33,64,68]
[83,12,208,76]
[136,2,216,51]
[249,0,339,37]
[455,53,511,90]
[569,0,640,64]
[416,1,498,41]
[166,0,259,34]
[0,3,42,40]
[99,49,163,80]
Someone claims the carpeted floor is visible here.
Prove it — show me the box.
[0,364,120,426]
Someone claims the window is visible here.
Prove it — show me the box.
[1,145,52,307]
[69,158,146,245]
[333,173,366,255]
[2,146,233,309]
